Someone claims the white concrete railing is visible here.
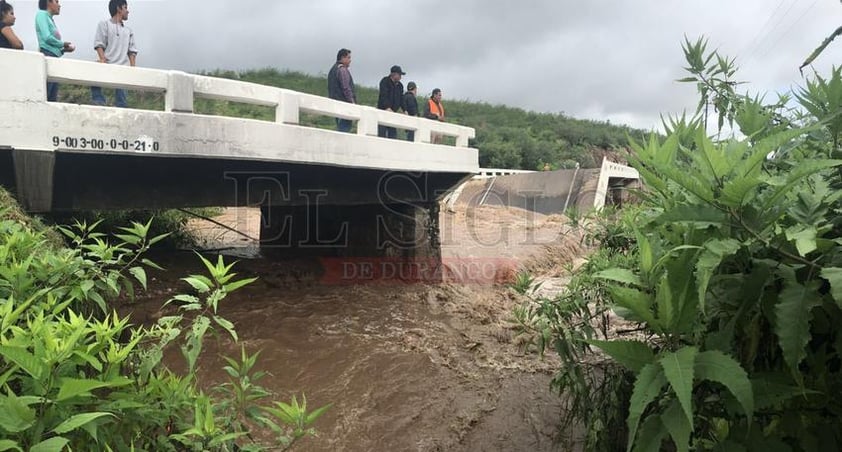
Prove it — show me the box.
[594,157,640,210]
[2,49,475,147]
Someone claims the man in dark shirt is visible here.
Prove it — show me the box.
[327,48,356,133]
[377,65,405,139]
[403,81,419,142]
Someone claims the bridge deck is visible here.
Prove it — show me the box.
[0,49,479,212]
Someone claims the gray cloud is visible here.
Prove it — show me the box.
[9,0,842,129]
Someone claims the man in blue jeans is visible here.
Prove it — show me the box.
[327,48,356,132]
[91,0,137,107]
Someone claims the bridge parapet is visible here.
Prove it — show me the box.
[0,49,476,147]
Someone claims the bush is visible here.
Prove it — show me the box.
[0,200,327,451]
[525,38,842,451]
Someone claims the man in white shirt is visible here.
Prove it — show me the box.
[91,0,136,107]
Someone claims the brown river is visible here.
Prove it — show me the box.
[129,205,586,451]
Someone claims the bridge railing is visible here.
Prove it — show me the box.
[2,49,475,148]
[474,168,537,179]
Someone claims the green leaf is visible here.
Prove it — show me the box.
[212,315,238,342]
[141,258,165,271]
[695,351,754,421]
[626,362,666,452]
[0,345,45,380]
[0,394,36,433]
[820,267,842,309]
[182,275,213,293]
[89,291,107,314]
[655,276,675,330]
[633,413,667,452]
[785,225,818,257]
[53,412,114,434]
[305,403,332,426]
[129,267,147,290]
[72,351,103,372]
[695,238,741,315]
[57,378,130,402]
[762,159,842,214]
[607,286,658,327]
[0,440,21,452]
[586,340,656,373]
[660,347,697,429]
[595,268,644,287]
[752,377,816,410]
[223,277,258,293]
[29,437,69,452]
[661,399,691,452]
[774,275,822,380]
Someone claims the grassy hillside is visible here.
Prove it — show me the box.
[58,68,648,170]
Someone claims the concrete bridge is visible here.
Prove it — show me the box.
[0,49,481,258]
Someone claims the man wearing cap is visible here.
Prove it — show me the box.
[377,65,405,139]
[403,81,419,142]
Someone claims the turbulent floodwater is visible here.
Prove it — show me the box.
[129,206,584,451]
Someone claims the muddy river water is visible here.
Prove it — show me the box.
[131,205,585,451]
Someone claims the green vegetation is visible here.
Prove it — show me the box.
[56,68,647,171]
[0,190,327,451]
[516,38,842,450]
[46,208,222,249]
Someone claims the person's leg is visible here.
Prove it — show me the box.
[406,130,415,142]
[336,118,352,133]
[91,86,107,105]
[40,50,60,102]
[47,82,59,102]
[115,89,128,108]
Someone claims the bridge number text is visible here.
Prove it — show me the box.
[52,136,160,152]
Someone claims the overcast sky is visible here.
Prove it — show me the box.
[10,0,842,130]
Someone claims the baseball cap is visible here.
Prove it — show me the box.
[407,81,417,90]
[390,65,406,75]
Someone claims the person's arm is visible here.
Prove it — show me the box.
[338,66,355,104]
[35,13,64,49]
[1,26,23,50]
[93,20,107,61]
[127,30,137,67]
[377,78,390,111]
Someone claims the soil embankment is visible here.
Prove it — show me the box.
[132,204,586,451]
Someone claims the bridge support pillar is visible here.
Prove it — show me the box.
[11,150,54,213]
[259,202,441,261]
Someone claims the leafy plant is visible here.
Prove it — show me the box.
[0,194,330,451]
[528,37,842,451]
[510,270,540,295]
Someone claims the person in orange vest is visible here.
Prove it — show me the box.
[423,88,445,144]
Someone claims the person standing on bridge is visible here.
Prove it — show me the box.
[36,0,75,102]
[90,0,137,108]
[424,88,445,144]
[327,48,356,133]
[403,81,419,142]
[377,65,405,139]
[0,1,24,50]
